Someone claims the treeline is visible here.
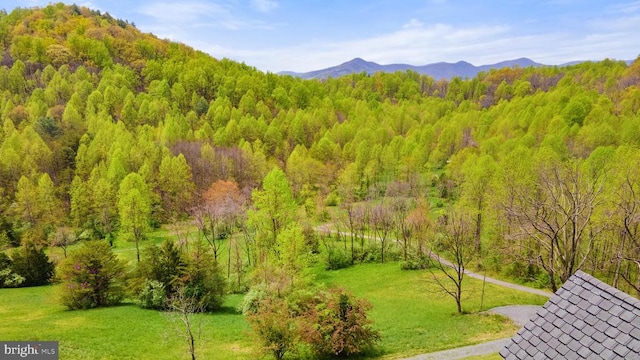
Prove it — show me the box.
[0,3,639,297]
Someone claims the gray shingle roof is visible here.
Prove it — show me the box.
[500,271,640,360]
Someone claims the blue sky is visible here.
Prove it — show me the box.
[3,1,640,72]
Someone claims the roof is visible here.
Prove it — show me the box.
[500,270,640,360]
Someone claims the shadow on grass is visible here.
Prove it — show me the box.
[214,305,241,315]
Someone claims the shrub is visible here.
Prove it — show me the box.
[136,239,185,297]
[59,240,126,309]
[299,288,380,357]
[324,191,340,207]
[0,268,25,287]
[504,260,540,283]
[302,225,320,254]
[244,284,380,359]
[137,279,166,309]
[246,296,298,360]
[401,255,432,270]
[325,248,352,270]
[9,244,55,287]
[135,240,225,312]
[180,242,226,312]
[0,253,25,287]
[240,283,269,315]
[358,244,382,263]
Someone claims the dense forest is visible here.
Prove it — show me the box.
[1,1,640,305]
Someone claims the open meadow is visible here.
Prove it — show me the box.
[1,231,547,359]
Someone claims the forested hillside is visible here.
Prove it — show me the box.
[1,3,640,298]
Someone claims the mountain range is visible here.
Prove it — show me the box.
[279,57,546,80]
[279,57,598,80]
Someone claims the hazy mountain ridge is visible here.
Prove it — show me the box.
[280,57,633,80]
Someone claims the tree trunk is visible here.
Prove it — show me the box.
[475,212,482,253]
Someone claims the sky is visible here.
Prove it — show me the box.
[3,1,640,73]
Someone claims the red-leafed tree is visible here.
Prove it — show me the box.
[193,180,244,261]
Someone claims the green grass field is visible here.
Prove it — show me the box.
[2,228,548,359]
[311,262,545,358]
[0,286,253,359]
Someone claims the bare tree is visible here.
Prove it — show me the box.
[407,200,432,259]
[392,198,413,261]
[192,180,244,262]
[166,286,205,360]
[341,202,359,264]
[228,235,246,290]
[503,159,606,292]
[169,220,192,251]
[352,204,369,260]
[611,170,640,295]
[428,210,475,314]
[50,227,76,258]
[370,204,395,263]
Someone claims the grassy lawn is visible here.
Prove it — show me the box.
[0,261,545,359]
[3,227,548,359]
[0,286,253,360]
[312,262,546,359]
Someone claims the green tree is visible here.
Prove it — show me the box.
[135,239,186,309]
[248,168,297,265]
[118,172,152,262]
[158,153,194,220]
[180,241,226,312]
[458,154,497,252]
[9,244,54,287]
[59,240,126,309]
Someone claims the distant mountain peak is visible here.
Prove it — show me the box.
[347,57,367,63]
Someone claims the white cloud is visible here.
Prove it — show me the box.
[208,12,638,73]
[132,1,639,73]
[608,1,640,14]
[196,22,513,72]
[251,0,278,13]
[135,0,277,42]
[137,1,228,25]
[402,19,423,29]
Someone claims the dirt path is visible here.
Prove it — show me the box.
[316,224,552,298]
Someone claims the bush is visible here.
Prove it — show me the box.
[246,296,298,360]
[0,252,25,287]
[504,260,540,283]
[180,242,226,312]
[240,283,270,315]
[137,279,166,309]
[324,191,340,207]
[244,284,380,359]
[300,288,380,357]
[136,239,185,297]
[325,248,352,270]
[401,255,432,270]
[357,244,382,263]
[135,240,225,312]
[59,240,126,309]
[9,244,55,287]
[302,226,320,254]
